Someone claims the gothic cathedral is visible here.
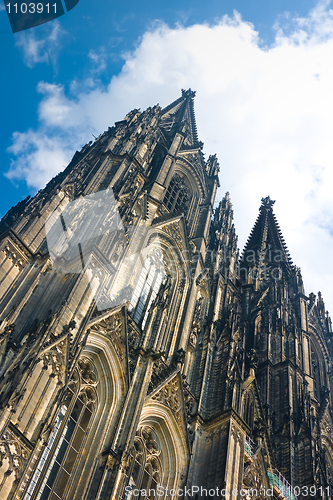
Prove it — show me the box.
[0,89,332,500]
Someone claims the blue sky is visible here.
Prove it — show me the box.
[0,0,318,216]
[1,0,333,312]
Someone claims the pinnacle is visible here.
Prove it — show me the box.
[181,88,196,99]
[160,89,199,146]
[241,197,293,274]
[260,196,275,210]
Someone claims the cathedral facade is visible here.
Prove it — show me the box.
[0,89,332,500]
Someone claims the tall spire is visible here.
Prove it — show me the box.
[159,88,201,148]
[240,196,293,282]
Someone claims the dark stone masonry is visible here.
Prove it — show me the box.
[0,89,332,500]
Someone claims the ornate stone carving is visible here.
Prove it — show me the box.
[4,248,23,270]
[92,312,125,361]
[151,377,182,425]
[230,423,243,445]
[0,426,30,486]
[243,455,264,496]
[162,221,183,249]
[260,196,275,209]
[148,356,180,395]
[78,357,98,387]
[183,385,196,424]
[94,312,123,337]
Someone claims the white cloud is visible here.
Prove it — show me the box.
[6,129,81,188]
[6,1,333,312]
[88,47,108,73]
[15,21,66,68]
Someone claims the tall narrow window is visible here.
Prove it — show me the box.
[311,349,321,401]
[243,393,254,429]
[25,358,98,500]
[130,250,166,329]
[163,174,189,213]
[123,427,162,500]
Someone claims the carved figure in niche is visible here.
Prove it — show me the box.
[190,332,197,347]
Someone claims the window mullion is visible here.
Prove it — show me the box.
[27,359,97,500]
[29,389,78,500]
[39,390,79,499]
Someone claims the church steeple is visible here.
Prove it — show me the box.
[240,196,293,283]
[160,88,201,148]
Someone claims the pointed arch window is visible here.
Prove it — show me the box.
[24,358,98,500]
[163,174,189,213]
[130,249,166,329]
[123,427,162,500]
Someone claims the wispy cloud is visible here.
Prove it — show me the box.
[6,1,333,311]
[15,21,66,68]
[6,129,81,188]
[88,47,108,73]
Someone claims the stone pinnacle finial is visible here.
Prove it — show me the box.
[181,88,196,98]
[260,196,275,210]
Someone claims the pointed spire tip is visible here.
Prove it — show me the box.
[181,88,196,99]
[260,196,275,210]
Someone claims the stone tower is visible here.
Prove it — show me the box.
[0,90,332,500]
